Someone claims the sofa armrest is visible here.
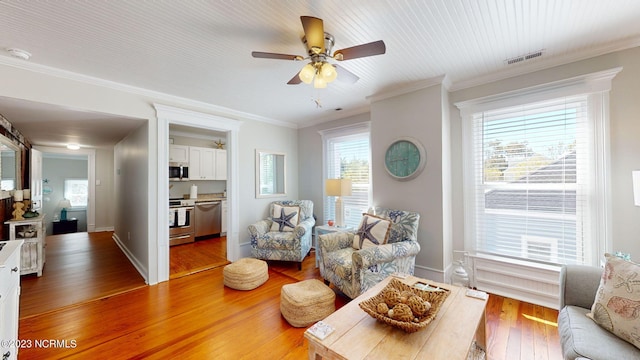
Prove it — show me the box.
[248,219,272,238]
[318,232,354,253]
[560,264,603,309]
[353,240,421,270]
[293,217,315,238]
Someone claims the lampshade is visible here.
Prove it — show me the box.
[320,62,337,82]
[325,179,352,197]
[58,199,72,209]
[633,171,640,206]
[298,63,315,84]
[313,76,327,89]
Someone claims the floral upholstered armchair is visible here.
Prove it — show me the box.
[248,200,315,270]
[318,206,421,299]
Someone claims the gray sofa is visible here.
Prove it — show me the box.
[558,265,640,360]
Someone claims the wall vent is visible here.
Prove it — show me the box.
[505,49,545,65]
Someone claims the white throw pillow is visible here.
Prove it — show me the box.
[270,204,300,232]
[352,214,391,249]
[587,253,640,350]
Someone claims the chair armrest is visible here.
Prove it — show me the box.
[293,218,315,238]
[560,264,602,309]
[248,219,272,238]
[353,240,421,269]
[319,232,354,253]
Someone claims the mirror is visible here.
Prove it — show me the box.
[256,149,286,198]
[0,134,21,199]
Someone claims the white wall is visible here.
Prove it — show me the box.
[449,46,640,261]
[114,122,149,279]
[237,119,299,257]
[370,84,449,280]
[95,148,115,231]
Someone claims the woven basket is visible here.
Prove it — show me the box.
[359,278,450,333]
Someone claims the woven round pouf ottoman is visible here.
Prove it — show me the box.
[223,258,268,290]
[280,279,336,327]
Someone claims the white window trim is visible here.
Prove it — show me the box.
[455,67,621,267]
[319,121,372,226]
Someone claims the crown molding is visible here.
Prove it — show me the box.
[0,55,298,129]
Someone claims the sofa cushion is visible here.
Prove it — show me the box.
[270,204,300,232]
[352,214,391,250]
[587,253,640,350]
[559,305,639,360]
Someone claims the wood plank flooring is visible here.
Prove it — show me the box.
[19,231,147,318]
[169,236,229,279]
[18,235,562,359]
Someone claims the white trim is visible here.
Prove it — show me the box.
[154,104,243,283]
[34,145,96,232]
[455,67,622,112]
[0,54,295,129]
[112,233,148,285]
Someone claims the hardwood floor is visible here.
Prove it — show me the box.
[19,231,146,319]
[169,236,229,279]
[18,238,562,359]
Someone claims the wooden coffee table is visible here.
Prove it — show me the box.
[304,275,487,360]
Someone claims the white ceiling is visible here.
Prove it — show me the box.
[1,1,640,148]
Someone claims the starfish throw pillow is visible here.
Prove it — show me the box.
[270,204,300,232]
[352,214,391,250]
[587,253,640,350]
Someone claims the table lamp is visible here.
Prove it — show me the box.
[58,199,72,220]
[325,178,352,227]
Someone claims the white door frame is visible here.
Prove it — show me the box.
[154,104,242,283]
[34,145,96,232]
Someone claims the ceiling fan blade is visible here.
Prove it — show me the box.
[287,72,302,85]
[334,64,359,84]
[300,16,325,54]
[333,40,386,61]
[252,51,303,61]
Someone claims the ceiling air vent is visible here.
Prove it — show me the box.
[505,49,545,65]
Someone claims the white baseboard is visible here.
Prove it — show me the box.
[93,226,115,232]
[414,264,446,283]
[112,233,149,284]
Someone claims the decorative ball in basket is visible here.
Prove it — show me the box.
[359,278,450,333]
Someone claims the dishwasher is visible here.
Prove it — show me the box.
[195,201,221,238]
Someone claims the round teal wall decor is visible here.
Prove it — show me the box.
[384,137,426,181]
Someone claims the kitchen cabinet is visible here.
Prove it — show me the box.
[221,200,227,235]
[169,144,189,163]
[5,215,46,276]
[1,240,23,360]
[189,146,226,180]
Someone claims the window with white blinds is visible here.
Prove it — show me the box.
[459,68,619,266]
[321,123,371,229]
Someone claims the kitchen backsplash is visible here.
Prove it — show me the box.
[170,180,226,199]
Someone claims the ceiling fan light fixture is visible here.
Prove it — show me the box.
[320,62,337,82]
[314,76,327,89]
[299,63,315,84]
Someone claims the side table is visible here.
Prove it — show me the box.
[314,225,353,268]
[53,218,78,234]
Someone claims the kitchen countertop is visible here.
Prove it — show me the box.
[183,193,226,202]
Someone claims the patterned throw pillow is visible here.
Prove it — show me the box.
[587,253,640,350]
[270,204,300,232]
[352,214,392,250]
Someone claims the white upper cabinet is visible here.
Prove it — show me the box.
[189,146,226,180]
[169,144,189,163]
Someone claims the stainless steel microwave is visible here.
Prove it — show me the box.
[169,162,189,181]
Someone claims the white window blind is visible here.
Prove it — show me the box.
[459,69,620,267]
[321,123,371,229]
[470,96,591,265]
[64,179,88,208]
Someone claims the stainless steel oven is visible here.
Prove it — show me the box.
[169,199,195,246]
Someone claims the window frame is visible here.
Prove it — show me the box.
[320,122,372,229]
[456,68,621,267]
